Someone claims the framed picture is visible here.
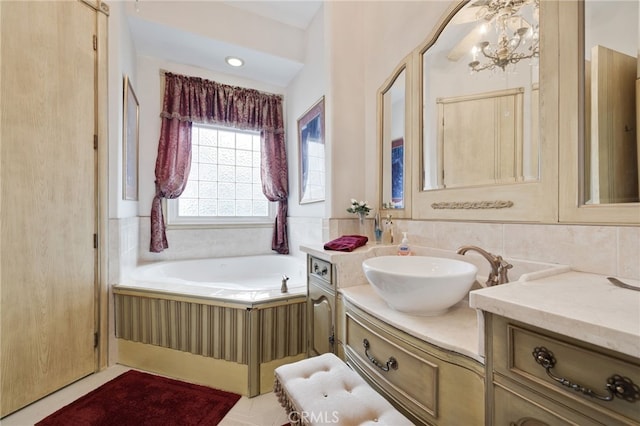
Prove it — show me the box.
[123,75,139,201]
[298,97,325,204]
[391,137,404,207]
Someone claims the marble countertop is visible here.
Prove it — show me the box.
[340,285,483,363]
[469,271,640,359]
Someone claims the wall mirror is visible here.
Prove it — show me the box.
[379,59,412,217]
[558,0,639,224]
[412,0,558,222]
[582,0,638,205]
[422,0,540,191]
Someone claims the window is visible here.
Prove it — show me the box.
[167,124,273,225]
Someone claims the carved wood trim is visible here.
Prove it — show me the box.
[431,200,514,209]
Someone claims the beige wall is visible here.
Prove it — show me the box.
[316,0,640,281]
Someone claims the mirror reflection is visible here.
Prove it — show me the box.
[583,0,639,204]
[381,68,406,209]
[422,0,540,191]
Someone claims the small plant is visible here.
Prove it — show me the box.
[346,199,371,216]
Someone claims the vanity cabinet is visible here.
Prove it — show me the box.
[344,302,485,426]
[307,256,336,356]
[486,314,640,426]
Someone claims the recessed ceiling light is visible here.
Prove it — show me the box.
[225,56,244,67]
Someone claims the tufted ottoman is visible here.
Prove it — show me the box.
[273,353,413,425]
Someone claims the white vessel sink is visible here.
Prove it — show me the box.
[362,256,478,316]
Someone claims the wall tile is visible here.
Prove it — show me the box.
[617,226,640,280]
[138,218,274,262]
[289,217,324,260]
[504,224,617,275]
[432,221,503,254]
[404,220,437,247]
[117,217,638,283]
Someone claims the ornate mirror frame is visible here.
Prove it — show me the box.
[378,55,414,219]
[558,0,640,224]
[410,0,558,223]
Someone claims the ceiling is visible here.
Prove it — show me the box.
[127,1,323,87]
[221,0,322,30]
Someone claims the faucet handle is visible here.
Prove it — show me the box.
[496,256,513,284]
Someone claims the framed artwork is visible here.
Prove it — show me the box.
[123,75,139,201]
[297,97,325,204]
[391,137,404,207]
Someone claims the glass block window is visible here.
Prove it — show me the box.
[167,124,273,225]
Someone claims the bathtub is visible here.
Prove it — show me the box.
[113,254,308,397]
[116,254,307,304]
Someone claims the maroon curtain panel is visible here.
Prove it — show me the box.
[150,72,289,254]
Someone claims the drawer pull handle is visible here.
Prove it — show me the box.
[532,346,640,403]
[363,339,398,372]
[313,263,328,276]
[510,418,549,426]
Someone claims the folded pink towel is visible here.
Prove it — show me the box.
[324,235,368,252]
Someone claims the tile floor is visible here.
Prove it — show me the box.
[1,365,290,426]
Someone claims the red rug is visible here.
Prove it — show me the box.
[36,370,241,426]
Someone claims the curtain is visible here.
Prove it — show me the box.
[150,72,289,254]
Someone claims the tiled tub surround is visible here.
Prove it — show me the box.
[110,217,637,281]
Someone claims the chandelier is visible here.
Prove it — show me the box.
[468,0,539,72]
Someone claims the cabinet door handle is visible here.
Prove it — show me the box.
[532,346,640,402]
[363,339,398,372]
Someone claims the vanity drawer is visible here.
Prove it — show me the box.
[492,316,640,424]
[345,311,438,420]
[492,380,602,426]
[308,256,333,288]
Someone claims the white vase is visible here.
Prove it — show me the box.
[357,212,366,236]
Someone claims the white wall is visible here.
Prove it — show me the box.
[108,1,138,220]
[108,2,139,291]
[287,6,326,219]
[325,1,367,218]
[361,1,452,209]
[106,0,639,279]
[286,6,327,255]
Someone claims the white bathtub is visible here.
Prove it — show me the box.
[116,255,307,304]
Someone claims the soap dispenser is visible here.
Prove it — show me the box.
[398,232,412,256]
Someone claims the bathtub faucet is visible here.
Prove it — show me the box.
[281,275,289,293]
[456,245,513,286]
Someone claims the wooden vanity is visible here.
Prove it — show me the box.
[487,314,639,425]
[303,246,640,426]
[341,290,484,425]
[471,272,640,426]
[305,247,487,426]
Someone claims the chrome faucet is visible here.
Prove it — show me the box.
[456,245,513,286]
[281,275,289,293]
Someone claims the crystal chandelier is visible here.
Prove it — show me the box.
[468,0,539,72]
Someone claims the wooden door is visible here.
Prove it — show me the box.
[1,1,98,416]
[590,45,638,203]
[438,88,524,189]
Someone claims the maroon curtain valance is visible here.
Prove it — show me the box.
[150,72,289,254]
[160,73,285,133]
